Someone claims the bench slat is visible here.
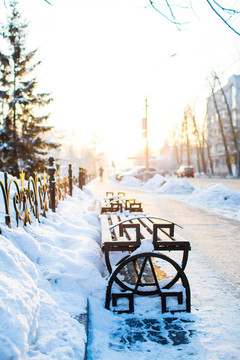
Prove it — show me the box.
[100,215,113,244]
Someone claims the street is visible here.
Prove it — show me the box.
[88,178,240,297]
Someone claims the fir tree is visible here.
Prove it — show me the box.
[0,0,59,177]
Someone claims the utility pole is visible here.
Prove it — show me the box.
[144,97,149,170]
[184,110,191,166]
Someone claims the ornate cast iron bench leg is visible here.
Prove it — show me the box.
[105,252,191,313]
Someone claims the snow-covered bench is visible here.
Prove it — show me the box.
[100,192,143,214]
[100,210,191,314]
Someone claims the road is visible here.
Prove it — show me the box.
[88,178,240,297]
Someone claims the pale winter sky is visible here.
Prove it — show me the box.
[1,0,240,169]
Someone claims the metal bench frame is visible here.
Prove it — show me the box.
[100,194,191,314]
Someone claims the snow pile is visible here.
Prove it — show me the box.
[0,185,104,359]
[0,237,39,358]
[189,183,240,208]
[113,174,240,220]
[141,174,166,190]
[157,178,195,195]
[120,175,142,187]
[185,183,240,219]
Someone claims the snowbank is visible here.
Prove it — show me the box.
[141,174,166,190]
[189,183,240,208]
[0,185,104,359]
[157,178,195,195]
[119,175,142,187]
[114,174,240,220]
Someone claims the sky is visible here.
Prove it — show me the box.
[1,0,240,170]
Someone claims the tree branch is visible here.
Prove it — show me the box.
[148,0,240,36]
[212,0,240,15]
[148,0,188,26]
[205,0,240,36]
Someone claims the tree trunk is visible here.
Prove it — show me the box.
[211,89,232,175]
[189,107,207,173]
[214,72,239,177]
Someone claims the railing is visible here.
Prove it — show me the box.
[0,156,88,231]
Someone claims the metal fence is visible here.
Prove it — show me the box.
[0,156,88,231]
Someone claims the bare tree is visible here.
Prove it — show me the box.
[202,111,214,175]
[171,128,180,165]
[208,77,233,175]
[187,106,207,173]
[213,71,239,177]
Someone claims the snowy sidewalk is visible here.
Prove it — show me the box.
[87,178,240,359]
[87,220,240,360]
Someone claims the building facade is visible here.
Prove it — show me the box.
[207,74,240,176]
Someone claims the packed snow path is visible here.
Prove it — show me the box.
[87,178,240,360]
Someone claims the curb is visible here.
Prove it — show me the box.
[74,299,89,360]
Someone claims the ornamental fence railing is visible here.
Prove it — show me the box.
[0,156,89,231]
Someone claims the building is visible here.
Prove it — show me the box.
[207,74,240,176]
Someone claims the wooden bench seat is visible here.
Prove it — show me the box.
[100,213,191,274]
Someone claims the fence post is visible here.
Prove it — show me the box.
[79,167,82,190]
[78,167,85,190]
[68,164,73,196]
[83,169,86,186]
[48,156,56,212]
[4,172,11,227]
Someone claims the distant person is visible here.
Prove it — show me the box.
[99,166,104,181]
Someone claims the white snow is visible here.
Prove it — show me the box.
[119,175,142,187]
[117,175,240,221]
[141,174,166,190]
[0,172,240,359]
[157,178,195,195]
[0,182,105,359]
